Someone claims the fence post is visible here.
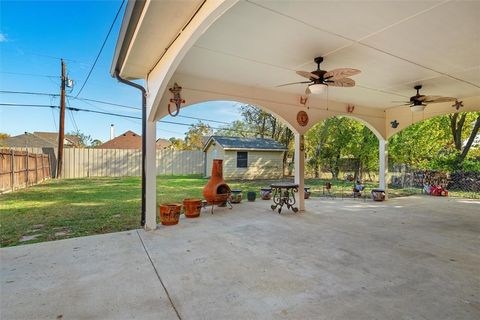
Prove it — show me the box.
[42,154,46,182]
[34,154,38,184]
[25,149,29,187]
[11,149,15,192]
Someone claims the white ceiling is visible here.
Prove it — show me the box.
[176,0,480,109]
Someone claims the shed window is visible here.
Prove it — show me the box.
[237,152,248,168]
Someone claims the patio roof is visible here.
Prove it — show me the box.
[110,0,480,230]
[112,0,480,129]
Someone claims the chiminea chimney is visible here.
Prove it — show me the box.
[110,124,115,140]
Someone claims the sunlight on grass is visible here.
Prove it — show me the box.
[1,175,477,247]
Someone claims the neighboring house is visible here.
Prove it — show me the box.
[203,136,286,180]
[99,130,171,149]
[2,132,81,148]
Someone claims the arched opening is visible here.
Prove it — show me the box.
[304,115,380,181]
[387,111,480,196]
[155,99,296,180]
[301,115,382,198]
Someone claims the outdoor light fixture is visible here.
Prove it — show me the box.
[411,104,426,112]
[308,84,326,95]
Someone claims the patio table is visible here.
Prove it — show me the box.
[270,182,299,213]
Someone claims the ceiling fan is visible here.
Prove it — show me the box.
[277,57,361,95]
[396,85,457,112]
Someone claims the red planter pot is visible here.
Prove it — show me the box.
[183,199,202,218]
[159,203,181,225]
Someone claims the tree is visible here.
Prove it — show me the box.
[90,139,102,148]
[169,137,186,150]
[0,133,9,147]
[449,112,480,163]
[184,121,213,150]
[68,130,92,148]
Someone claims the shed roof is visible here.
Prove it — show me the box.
[204,136,286,152]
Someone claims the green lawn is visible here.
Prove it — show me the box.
[0,175,476,247]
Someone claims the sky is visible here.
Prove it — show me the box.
[0,0,242,143]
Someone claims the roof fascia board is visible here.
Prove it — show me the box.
[110,0,147,77]
[223,148,287,152]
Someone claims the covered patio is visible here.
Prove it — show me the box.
[2,197,479,319]
[111,0,480,230]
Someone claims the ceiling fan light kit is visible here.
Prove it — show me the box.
[411,105,426,112]
[278,56,360,95]
[309,83,326,94]
[394,85,457,112]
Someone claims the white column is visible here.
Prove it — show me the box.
[145,120,157,230]
[379,139,388,198]
[294,133,305,211]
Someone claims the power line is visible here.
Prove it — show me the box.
[0,90,139,110]
[0,90,240,124]
[74,0,125,98]
[177,114,230,125]
[66,97,79,132]
[73,96,139,110]
[0,103,57,108]
[1,103,260,135]
[0,71,59,78]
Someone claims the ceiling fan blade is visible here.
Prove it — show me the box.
[305,86,311,95]
[391,100,410,103]
[328,78,355,87]
[324,68,361,80]
[424,96,457,103]
[276,81,311,88]
[296,70,319,80]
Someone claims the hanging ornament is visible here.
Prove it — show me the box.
[297,111,309,127]
[452,100,463,111]
[168,83,185,117]
[390,120,399,128]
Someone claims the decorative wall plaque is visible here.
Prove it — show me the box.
[297,111,309,126]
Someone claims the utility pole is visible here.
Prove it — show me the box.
[56,59,66,178]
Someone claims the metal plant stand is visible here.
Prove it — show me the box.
[270,183,299,213]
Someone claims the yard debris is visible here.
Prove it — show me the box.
[20,235,39,242]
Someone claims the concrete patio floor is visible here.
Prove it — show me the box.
[1,196,479,320]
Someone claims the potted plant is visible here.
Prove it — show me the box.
[231,190,242,203]
[247,191,256,202]
[260,188,272,200]
[304,187,311,199]
[159,203,181,225]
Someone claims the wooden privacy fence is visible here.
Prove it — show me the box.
[0,149,51,193]
[61,148,204,178]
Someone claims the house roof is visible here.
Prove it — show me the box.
[98,130,141,149]
[203,136,286,152]
[156,138,171,149]
[2,132,80,148]
[98,131,172,149]
[33,132,81,146]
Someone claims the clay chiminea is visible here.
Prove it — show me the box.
[203,159,231,205]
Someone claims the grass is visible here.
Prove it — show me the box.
[1,175,477,247]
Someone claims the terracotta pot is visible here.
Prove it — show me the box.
[183,199,202,218]
[260,188,272,200]
[247,191,256,202]
[159,203,181,225]
[203,159,231,205]
[304,187,311,199]
[371,189,386,201]
[231,190,242,203]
